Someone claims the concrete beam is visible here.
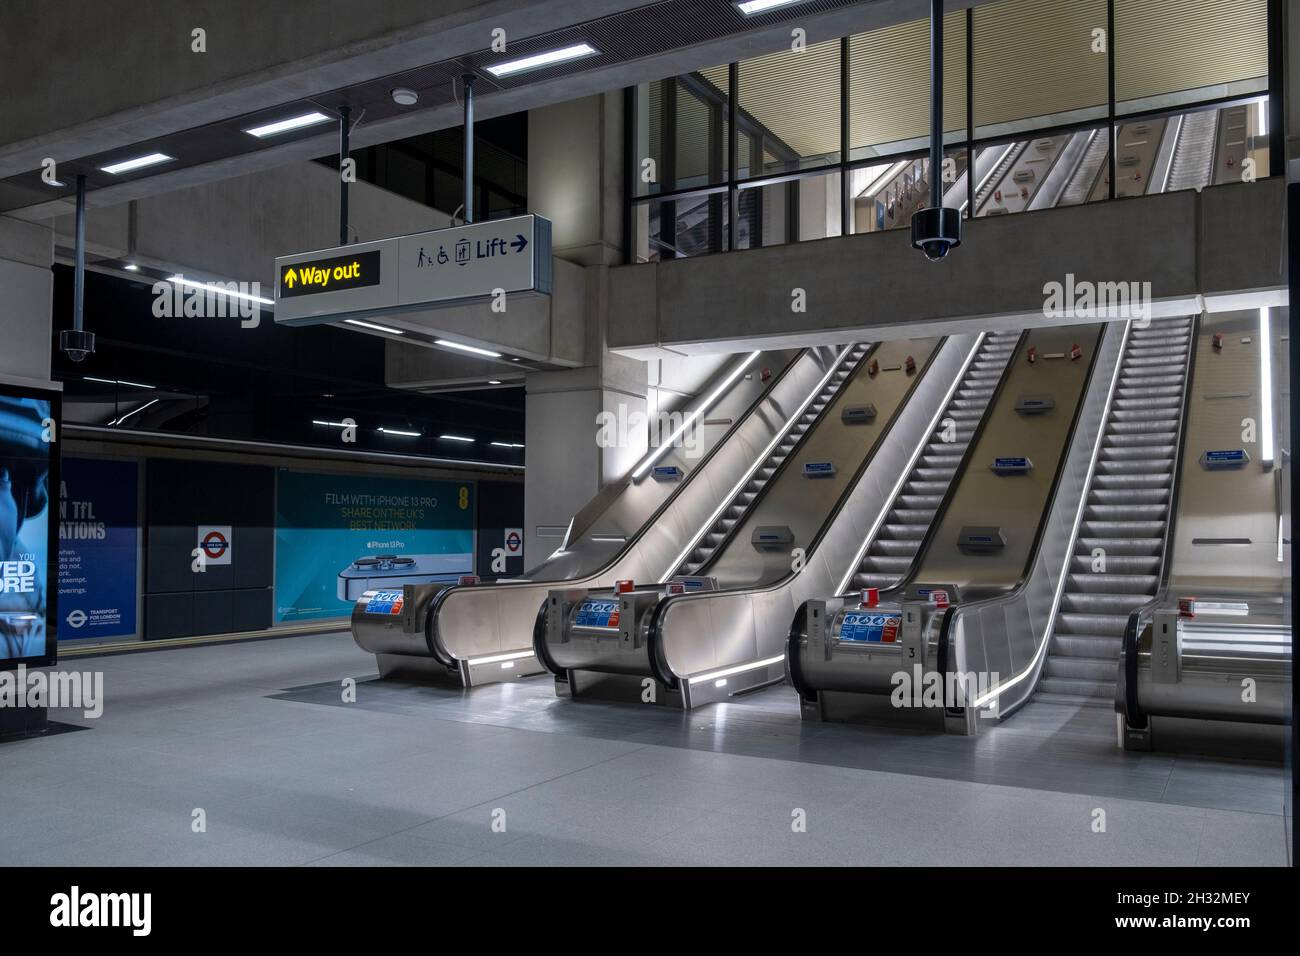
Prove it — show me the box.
[607,179,1289,358]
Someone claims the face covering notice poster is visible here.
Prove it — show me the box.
[57,457,139,640]
[0,385,60,668]
[273,470,475,622]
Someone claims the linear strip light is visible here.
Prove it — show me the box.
[100,153,174,175]
[631,350,761,480]
[1259,307,1274,466]
[85,376,154,389]
[344,318,405,335]
[491,441,525,448]
[378,427,421,437]
[735,0,809,14]
[439,434,475,443]
[108,399,159,426]
[435,338,501,358]
[485,42,599,78]
[686,654,786,685]
[244,111,331,138]
[312,420,351,428]
[467,650,536,666]
[168,275,274,305]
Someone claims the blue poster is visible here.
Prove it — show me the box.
[56,458,139,640]
[1,393,57,665]
[274,470,475,622]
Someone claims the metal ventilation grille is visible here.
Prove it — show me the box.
[1115,0,1268,103]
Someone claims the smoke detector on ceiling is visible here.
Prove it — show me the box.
[391,87,419,106]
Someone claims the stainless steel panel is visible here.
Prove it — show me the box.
[1170,312,1284,592]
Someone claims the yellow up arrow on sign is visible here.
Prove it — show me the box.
[284,268,297,289]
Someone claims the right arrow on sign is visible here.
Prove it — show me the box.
[511,234,528,253]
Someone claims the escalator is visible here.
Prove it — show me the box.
[539,335,956,708]
[349,343,839,686]
[788,321,1124,728]
[1037,317,1195,705]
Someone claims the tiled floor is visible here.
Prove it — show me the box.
[0,630,1289,866]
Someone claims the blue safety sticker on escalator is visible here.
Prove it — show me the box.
[574,599,620,627]
[365,590,405,615]
[839,612,901,643]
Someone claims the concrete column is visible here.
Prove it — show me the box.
[523,91,629,562]
[528,92,625,267]
[0,215,54,387]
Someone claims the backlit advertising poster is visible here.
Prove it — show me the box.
[274,470,475,622]
[57,457,139,640]
[0,384,60,668]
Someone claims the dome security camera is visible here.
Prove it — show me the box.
[59,328,96,362]
[911,206,962,261]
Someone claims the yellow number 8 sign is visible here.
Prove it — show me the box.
[458,486,469,510]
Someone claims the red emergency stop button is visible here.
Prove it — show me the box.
[1212,332,1223,351]
[1027,346,1038,364]
[867,358,879,376]
[616,580,634,593]
[905,355,916,374]
[1070,343,1083,361]
[860,587,879,608]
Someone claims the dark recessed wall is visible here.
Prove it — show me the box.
[144,458,274,639]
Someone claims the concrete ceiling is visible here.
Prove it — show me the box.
[1,0,969,220]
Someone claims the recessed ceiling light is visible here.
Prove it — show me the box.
[734,0,807,14]
[168,274,274,305]
[45,177,66,188]
[100,153,174,175]
[488,379,502,385]
[344,318,405,335]
[85,376,154,389]
[123,263,139,272]
[391,87,419,106]
[435,338,501,358]
[243,111,332,138]
[485,42,599,78]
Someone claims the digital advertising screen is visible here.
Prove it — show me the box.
[0,382,60,669]
[273,469,475,622]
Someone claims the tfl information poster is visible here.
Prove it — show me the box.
[0,390,58,667]
[273,470,475,622]
[57,457,139,640]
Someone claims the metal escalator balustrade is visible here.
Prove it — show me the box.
[848,330,1020,592]
[678,342,872,575]
[1035,316,1194,706]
